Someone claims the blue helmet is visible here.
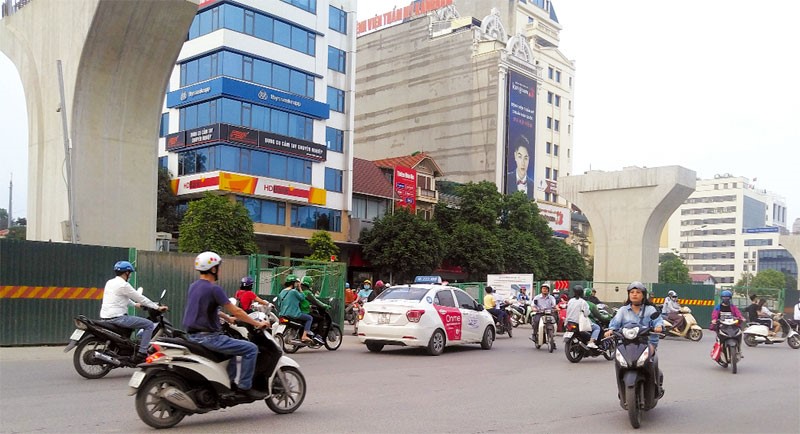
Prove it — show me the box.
[113,261,134,273]
[240,276,255,288]
[720,290,732,299]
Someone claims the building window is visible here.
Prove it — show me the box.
[158,156,168,170]
[159,113,169,137]
[553,169,558,180]
[291,205,342,231]
[553,144,559,156]
[179,97,313,141]
[552,194,558,202]
[177,144,312,184]
[546,117,552,129]
[326,127,344,152]
[554,94,561,107]
[548,67,554,79]
[352,196,388,221]
[547,91,553,104]
[569,76,572,88]
[545,142,551,154]
[329,5,347,34]
[554,119,560,131]
[555,70,561,83]
[328,86,345,112]
[327,46,346,73]
[545,167,551,179]
[239,197,286,226]
[325,167,343,192]
[417,174,432,190]
[281,0,316,14]
[545,192,551,201]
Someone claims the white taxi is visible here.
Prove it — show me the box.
[357,284,495,355]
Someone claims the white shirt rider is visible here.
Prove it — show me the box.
[100,276,159,319]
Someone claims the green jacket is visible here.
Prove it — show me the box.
[301,289,330,313]
[587,300,612,325]
[277,287,305,318]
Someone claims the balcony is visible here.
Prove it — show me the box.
[417,187,439,204]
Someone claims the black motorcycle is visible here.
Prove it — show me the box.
[612,313,665,429]
[274,302,343,353]
[64,290,178,379]
[488,301,514,338]
[713,312,743,374]
[563,320,614,362]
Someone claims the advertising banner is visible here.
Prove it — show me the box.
[173,171,326,205]
[258,131,327,162]
[220,124,258,147]
[394,166,417,212]
[186,124,221,147]
[486,274,535,302]
[505,70,537,199]
[165,132,186,150]
[537,202,571,238]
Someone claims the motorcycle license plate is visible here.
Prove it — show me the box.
[128,370,146,389]
[378,313,391,325]
[69,329,84,341]
[563,332,573,339]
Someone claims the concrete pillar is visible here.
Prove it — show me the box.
[778,234,800,270]
[560,166,696,302]
[0,0,198,249]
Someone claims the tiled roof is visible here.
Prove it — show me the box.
[689,273,716,283]
[373,152,443,176]
[353,158,394,199]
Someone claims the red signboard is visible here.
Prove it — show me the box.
[394,166,417,212]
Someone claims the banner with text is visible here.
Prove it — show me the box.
[505,70,537,200]
[537,202,571,238]
[394,166,417,212]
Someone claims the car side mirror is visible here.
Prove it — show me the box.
[476,304,484,311]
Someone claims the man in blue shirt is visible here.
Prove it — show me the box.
[530,283,557,344]
[183,251,270,400]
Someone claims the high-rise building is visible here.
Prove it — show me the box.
[663,174,794,286]
[158,0,357,257]
[353,0,574,210]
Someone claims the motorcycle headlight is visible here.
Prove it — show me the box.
[635,346,650,367]
[622,327,640,340]
[615,349,628,368]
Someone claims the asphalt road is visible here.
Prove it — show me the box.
[1,324,798,434]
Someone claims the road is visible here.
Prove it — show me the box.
[1,324,798,433]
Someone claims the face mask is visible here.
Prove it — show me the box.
[364,285,371,289]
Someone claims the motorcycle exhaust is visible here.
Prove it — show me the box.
[93,351,122,366]
[160,387,199,411]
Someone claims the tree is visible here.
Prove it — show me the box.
[544,238,587,280]
[306,231,340,262]
[0,208,7,230]
[447,222,505,281]
[6,225,25,240]
[359,208,445,284]
[658,256,691,284]
[178,193,257,255]
[735,272,754,288]
[750,269,786,290]
[156,167,180,234]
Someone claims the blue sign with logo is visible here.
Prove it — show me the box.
[743,227,779,233]
[414,276,443,284]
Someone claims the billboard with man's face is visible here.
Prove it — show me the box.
[505,70,537,200]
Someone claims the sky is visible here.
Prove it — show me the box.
[1,0,798,225]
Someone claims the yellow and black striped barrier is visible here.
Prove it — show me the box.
[0,286,104,300]
[651,297,714,306]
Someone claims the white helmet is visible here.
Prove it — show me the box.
[194,251,222,271]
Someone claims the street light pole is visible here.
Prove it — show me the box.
[684,224,707,271]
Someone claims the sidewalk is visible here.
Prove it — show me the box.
[0,345,67,362]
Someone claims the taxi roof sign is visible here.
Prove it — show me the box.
[414,275,443,284]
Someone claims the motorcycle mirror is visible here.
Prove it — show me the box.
[229,297,238,306]
[650,312,660,320]
[159,289,166,301]
[137,287,144,295]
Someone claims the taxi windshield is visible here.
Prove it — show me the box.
[376,286,429,302]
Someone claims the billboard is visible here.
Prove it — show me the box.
[394,166,417,212]
[173,171,326,205]
[486,274,535,302]
[537,202,571,238]
[505,70,537,200]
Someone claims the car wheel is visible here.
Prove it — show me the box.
[366,342,384,353]
[480,326,494,350]
[427,329,445,356]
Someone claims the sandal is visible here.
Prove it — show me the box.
[301,336,313,344]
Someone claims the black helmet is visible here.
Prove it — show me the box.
[572,285,584,298]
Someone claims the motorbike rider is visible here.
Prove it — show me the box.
[604,281,665,399]
[358,280,376,302]
[277,274,316,344]
[182,251,270,400]
[584,287,613,330]
[710,290,745,331]
[483,286,508,325]
[100,261,169,364]
[374,280,386,297]
[757,298,781,336]
[662,290,685,332]
[530,283,557,344]
[300,276,330,344]
[566,285,601,349]
[587,288,601,305]
[235,276,273,313]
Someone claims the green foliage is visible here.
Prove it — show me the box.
[6,225,26,240]
[659,252,681,263]
[306,231,340,262]
[178,193,257,255]
[454,181,503,227]
[735,272,754,288]
[544,238,587,280]
[500,228,546,277]
[447,223,505,281]
[658,256,691,284]
[750,269,786,290]
[0,208,7,230]
[156,167,180,234]
[359,208,445,284]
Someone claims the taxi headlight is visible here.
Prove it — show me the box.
[615,349,628,368]
[635,346,650,367]
[622,327,640,340]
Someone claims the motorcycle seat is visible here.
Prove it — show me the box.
[157,337,232,363]
[92,320,134,337]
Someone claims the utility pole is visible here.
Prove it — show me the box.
[7,173,11,229]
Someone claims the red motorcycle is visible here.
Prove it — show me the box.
[556,294,569,332]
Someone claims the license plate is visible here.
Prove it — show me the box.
[378,313,391,325]
[69,329,84,341]
[563,332,573,339]
[128,370,146,388]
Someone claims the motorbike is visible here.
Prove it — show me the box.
[128,311,306,429]
[509,301,527,328]
[612,312,665,429]
[743,313,800,349]
[488,300,514,338]
[712,312,743,374]
[662,306,703,341]
[563,320,614,363]
[557,297,569,332]
[344,301,359,325]
[64,289,178,379]
[531,306,558,353]
[273,301,343,353]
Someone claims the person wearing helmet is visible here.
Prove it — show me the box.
[100,261,169,364]
[587,288,601,305]
[358,279,375,303]
[756,298,781,336]
[530,283,557,345]
[710,290,745,331]
[483,286,508,325]
[277,274,315,343]
[583,287,613,333]
[235,276,272,313]
[662,290,685,332]
[299,276,331,344]
[566,285,601,349]
[374,280,386,297]
[183,251,270,400]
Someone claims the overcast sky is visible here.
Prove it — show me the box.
[2,0,798,226]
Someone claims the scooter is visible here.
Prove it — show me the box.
[611,312,665,429]
[509,301,527,328]
[488,300,514,338]
[129,311,306,429]
[662,306,703,341]
[64,289,178,379]
[563,320,614,363]
[531,306,557,353]
[712,313,743,374]
[273,302,343,353]
[743,313,800,349]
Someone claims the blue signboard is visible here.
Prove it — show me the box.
[167,77,330,120]
[505,70,537,199]
[414,276,443,284]
[743,227,779,233]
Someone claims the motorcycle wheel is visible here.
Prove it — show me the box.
[565,339,583,363]
[324,325,343,351]
[282,330,300,354]
[626,384,641,429]
[506,321,513,338]
[511,316,519,328]
[688,329,703,342]
[427,329,445,356]
[135,374,187,429]
[366,342,384,353]
[547,328,554,353]
[731,347,738,374]
[73,337,114,379]
[266,366,306,414]
[743,334,759,347]
[603,340,616,361]
[480,326,494,350]
[788,335,800,349]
